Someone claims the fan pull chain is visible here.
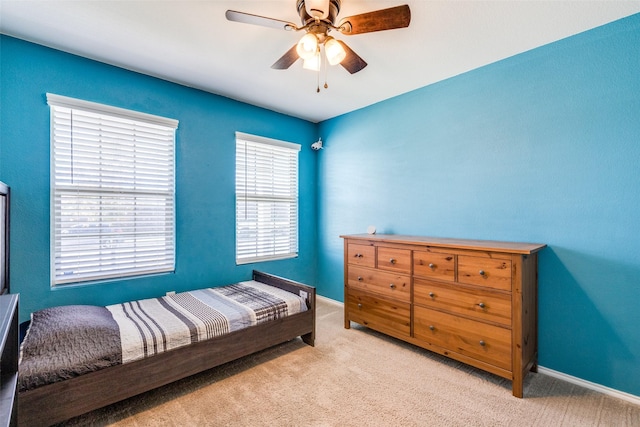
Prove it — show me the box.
[316,48,321,92]
[313,47,330,92]
[324,55,329,89]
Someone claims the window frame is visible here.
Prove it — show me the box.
[48,93,178,286]
[235,132,300,265]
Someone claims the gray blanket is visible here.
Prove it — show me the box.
[18,304,121,392]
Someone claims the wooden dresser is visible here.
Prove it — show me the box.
[341,234,545,397]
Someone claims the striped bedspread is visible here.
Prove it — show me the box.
[108,280,308,363]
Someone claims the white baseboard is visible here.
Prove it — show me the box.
[315,295,639,406]
[316,294,343,307]
[536,367,640,406]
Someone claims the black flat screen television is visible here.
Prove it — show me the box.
[0,181,9,295]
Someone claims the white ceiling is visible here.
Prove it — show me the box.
[2,1,639,123]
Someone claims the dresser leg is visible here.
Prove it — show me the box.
[344,290,351,329]
[512,374,524,398]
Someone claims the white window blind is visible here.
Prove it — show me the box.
[235,132,300,264]
[48,94,178,285]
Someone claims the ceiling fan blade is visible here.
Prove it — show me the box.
[337,41,367,74]
[271,45,300,70]
[225,10,298,31]
[338,5,411,35]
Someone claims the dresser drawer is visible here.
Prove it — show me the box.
[347,289,411,337]
[347,243,375,268]
[348,266,411,302]
[413,250,455,282]
[458,255,512,291]
[414,278,511,326]
[414,306,512,370]
[377,247,411,273]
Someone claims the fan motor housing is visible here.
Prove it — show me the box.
[297,0,341,25]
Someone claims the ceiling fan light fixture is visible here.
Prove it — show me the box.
[296,33,319,60]
[303,53,322,71]
[324,36,346,65]
[304,0,330,20]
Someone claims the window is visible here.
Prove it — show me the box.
[48,94,178,285]
[235,132,300,264]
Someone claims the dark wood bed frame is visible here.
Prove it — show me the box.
[17,270,316,427]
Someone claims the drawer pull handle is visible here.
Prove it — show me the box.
[477,302,485,309]
[389,258,396,264]
[357,303,362,309]
[429,325,435,331]
[389,283,396,289]
[479,340,486,347]
[428,263,435,269]
[429,292,435,298]
[354,253,363,258]
[479,270,485,276]
[357,276,363,281]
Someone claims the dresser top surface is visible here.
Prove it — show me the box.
[340,234,546,255]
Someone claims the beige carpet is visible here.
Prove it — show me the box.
[59,298,639,427]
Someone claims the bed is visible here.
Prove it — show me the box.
[17,270,315,426]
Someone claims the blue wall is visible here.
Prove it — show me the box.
[2,13,640,399]
[317,14,640,397]
[0,36,318,320]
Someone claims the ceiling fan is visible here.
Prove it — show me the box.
[225,0,411,78]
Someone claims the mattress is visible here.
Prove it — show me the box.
[18,280,307,392]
